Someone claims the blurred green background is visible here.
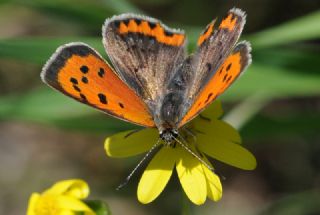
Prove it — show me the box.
[0,0,320,214]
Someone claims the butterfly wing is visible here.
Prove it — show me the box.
[188,8,247,100]
[102,14,187,106]
[41,42,155,127]
[178,8,251,126]
[179,42,252,126]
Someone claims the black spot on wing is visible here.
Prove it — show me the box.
[219,66,224,74]
[114,20,120,28]
[119,103,124,108]
[98,68,105,78]
[123,19,130,25]
[80,65,89,74]
[164,30,174,36]
[226,75,232,83]
[73,85,81,92]
[98,93,107,104]
[134,18,142,25]
[80,93,87,101]
[148,22,156,29]
[205,93,213,103]
[226,63,232,71]
[81,76,88,84]
[70,77,78,84]
[230,13,237,21]
[223,74,228,82]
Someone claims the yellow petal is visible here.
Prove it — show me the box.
[176,147,207,205]
[202,164,222,201]
[192,119,241,143]
[105,129,158,158]
[57,196,94,214]
[58,210,74,215]
[198,100,223,120]
[27,193,40,215]
[44,179,89,199]
[137,147,176,204]
[197,134,257,170]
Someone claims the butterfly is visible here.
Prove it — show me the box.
[41,8,251,144]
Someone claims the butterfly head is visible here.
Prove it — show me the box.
[159,129,178,144]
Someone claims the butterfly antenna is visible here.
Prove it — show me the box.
[175,134,225,192]
[116,138,162,190]
[175,134,226,181]
[173,135,215,172]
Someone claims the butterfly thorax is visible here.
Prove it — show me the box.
[153,55,194,135]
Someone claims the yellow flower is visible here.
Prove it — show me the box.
[27,179,95,215]
[105,101,257,205]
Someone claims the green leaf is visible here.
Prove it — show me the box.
[0,88,95,122]
[242,111,320,140]
[222,63,320,100]
[0,87,138,132]
[103,0,144,14]
[52,114,137,133]
[0,37,102,64]
[252,47,320,74]
[15,0,114,29]
[84,200,112,215]
[247,10,320,48]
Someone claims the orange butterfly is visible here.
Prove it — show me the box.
[41,8,251,144]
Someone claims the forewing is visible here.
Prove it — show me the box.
[179,41,252,126]
[103,14,187,105]
[188,8,247,99]
[41,43,155,127]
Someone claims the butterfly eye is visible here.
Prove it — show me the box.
[172,129,179,137]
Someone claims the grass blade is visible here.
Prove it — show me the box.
[247,10,320,48]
